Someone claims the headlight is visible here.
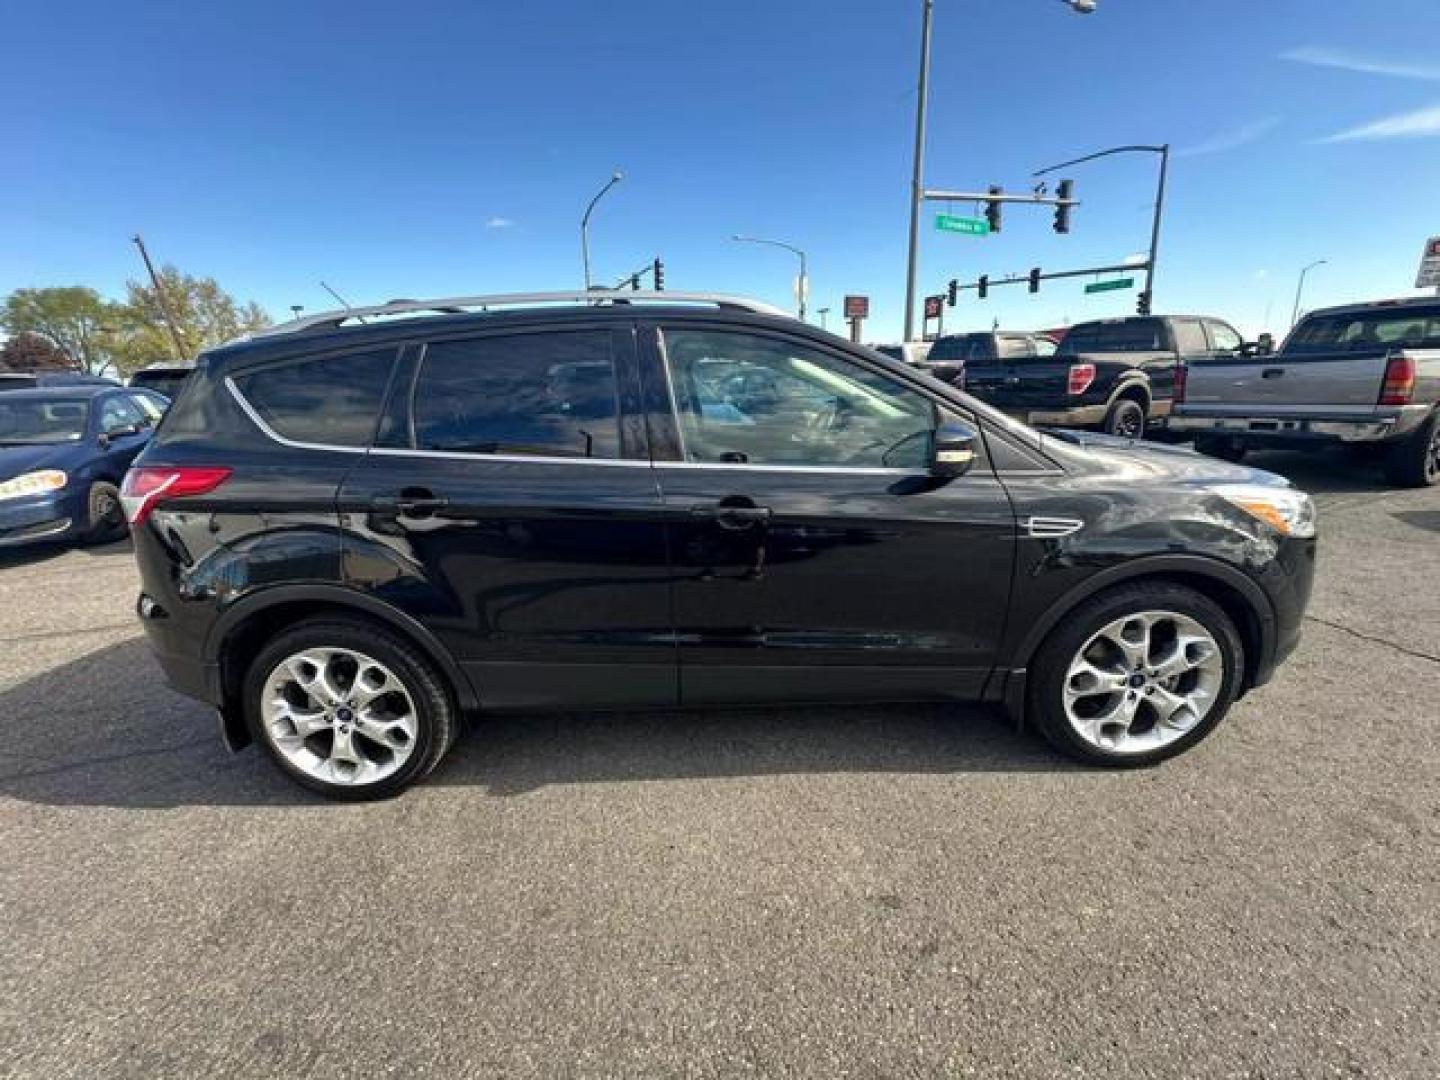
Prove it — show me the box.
[0,470,68,501]
[1210,483,1316,538]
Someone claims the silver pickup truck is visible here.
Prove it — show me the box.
[1168,297,1440,487]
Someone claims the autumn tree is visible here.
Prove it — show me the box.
[0,332,74,372]
[0,287,120,374]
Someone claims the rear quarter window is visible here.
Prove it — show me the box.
[231,348,397,447]
[1060,319,1166,354]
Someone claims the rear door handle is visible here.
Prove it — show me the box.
[690,501,772,530]
[1261,367,1285,379]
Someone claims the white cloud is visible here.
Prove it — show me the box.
[1281,46,1440,82]
[485,216,515,230]
[1177,117,1282,157]
[1320,103,1440,143]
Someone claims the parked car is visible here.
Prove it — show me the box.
[1168,297,1440,487]
[871,341,932,367]
[0,371,118,392]
[0,385,166,547]
[918,331,1059,387]
[963,315,1247,438]
[125,291,1316,799]
[129,362,194,400]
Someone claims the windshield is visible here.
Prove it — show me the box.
[1285,305,1440,354]
[0,399,91,444]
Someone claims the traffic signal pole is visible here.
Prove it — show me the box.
[901,0,933,345]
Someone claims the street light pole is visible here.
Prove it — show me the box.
[580,171,623,291]
[903,0,1096,342]
[901,0,933,345]
[1291,259,1327,330]
[732,234,809,321]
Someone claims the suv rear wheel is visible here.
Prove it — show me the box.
[1029,583,1244,767]
[244,619,458,799]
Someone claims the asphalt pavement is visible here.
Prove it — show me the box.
[1,446,1436,1079]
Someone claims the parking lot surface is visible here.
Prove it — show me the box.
[2,448,1437,1079]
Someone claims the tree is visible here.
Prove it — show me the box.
[110,266,270,375]
[0,332,73,372]
[0,287,120,374]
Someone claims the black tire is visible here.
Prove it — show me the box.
[243,618,459,800]
[1381,410,1440,488]
[1103,395,1148,440]
[79,481,125,545]
[1194,435,1249,464]
[1028,582,1245,768]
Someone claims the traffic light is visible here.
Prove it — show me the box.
[985,186,1003,234]
[1053,179,1073,235]
[1028,267,1041,294]
[947,279,959,307]
[1136,290,1152,316]
[652,258,664,291]
[977,274,989,300]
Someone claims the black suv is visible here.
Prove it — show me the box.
[125,292,1317,799]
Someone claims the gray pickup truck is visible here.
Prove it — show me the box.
[1168,297,1440,487]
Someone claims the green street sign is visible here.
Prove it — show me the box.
[935,213,990,236]
[1084,277,1136,294]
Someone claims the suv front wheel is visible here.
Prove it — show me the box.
[244,619,459,799]
[1029,583,1244,767]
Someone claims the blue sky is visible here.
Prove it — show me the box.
[4,0,1440,343]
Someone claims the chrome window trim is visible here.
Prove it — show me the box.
[367,446,651,468]
[656,461,923,477]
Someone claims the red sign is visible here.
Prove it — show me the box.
[844,295,870,319]
[923,295,943,319]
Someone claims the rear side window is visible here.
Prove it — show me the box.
[1172,319,1209,356]
[232,349,396,447]
[1060,319,1166,354]
[410,331,620,459]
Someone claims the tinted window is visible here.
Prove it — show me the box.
[664,329,935,468]
[131,370,191,399]
[926,336,971,362]
[1172,320,1209,356]
[1286,306,1440,354]
[233,349,396,447]
[411,331,620,459]
[1060,319,1166,354]
[1205,321,1243,353]
[129,391,167,423]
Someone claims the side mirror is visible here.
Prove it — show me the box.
[929,419,980,478]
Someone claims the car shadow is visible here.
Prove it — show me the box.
[0,534,133,570]
[1222,446,1394,495]
[1392,509,1440,535]
[0,638,1073,809]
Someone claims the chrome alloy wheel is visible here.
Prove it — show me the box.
[260,648,419,786]
[1062,611,1225,755]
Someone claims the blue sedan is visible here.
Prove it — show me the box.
[0,385,168,548]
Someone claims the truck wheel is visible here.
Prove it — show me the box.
[1194,435,1248,464]
[1103,396,1147,440]
[1382,411,1440,488]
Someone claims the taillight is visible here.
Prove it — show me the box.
[1379,354,1416,406]
[1173,361,1188,405]
[120,466,231,526]
[1067,363,1096,395]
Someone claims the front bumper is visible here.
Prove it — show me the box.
[1167,407,1426,444]
[0,491,77,547]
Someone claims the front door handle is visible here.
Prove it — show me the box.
[373,488,450,518]
[1261,367,1285,379]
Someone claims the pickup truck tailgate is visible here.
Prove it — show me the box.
[1183,351,1390,416]
[963,360,1071,409]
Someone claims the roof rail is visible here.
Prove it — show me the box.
[245,291,791,340]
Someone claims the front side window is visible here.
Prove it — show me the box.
[663,329,935,469]
[233,349,396,447]
[98,395,144,433]
[411,331,620,459]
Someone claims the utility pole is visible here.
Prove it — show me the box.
[130,234,190,363]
